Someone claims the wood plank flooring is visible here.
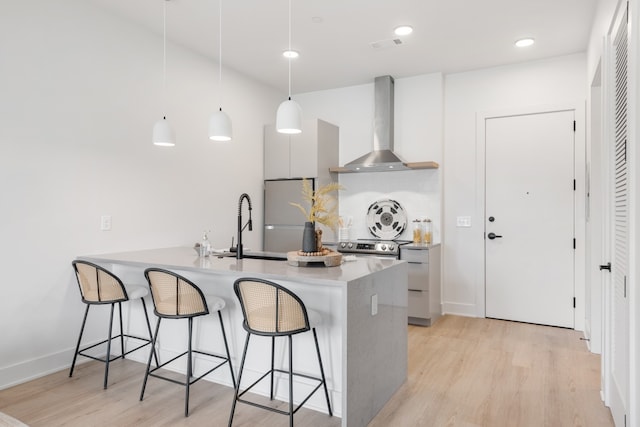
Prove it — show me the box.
[0,315,613,426]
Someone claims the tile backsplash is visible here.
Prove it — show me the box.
[337,169,440,243]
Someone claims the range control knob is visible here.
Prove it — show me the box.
[340,242,347,248]
[347,242,353,249]
[380,244,387,251]
[388,244,395,251]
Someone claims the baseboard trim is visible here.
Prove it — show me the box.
[441,302,479,318]
[0,346,80,391]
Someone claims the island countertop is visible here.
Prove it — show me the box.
[78,246,408,427]
[79,246,403,286]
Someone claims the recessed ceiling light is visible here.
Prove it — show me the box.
[283,50,299,59]
[394,25,413,36]
[515,38,535,48]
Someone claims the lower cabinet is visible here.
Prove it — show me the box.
[400,244,441,326]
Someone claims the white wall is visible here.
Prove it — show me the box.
[0,0,279,388]
[443,54,587,317]
[296,73,444,242]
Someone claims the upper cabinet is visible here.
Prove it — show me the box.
[264,119,338,183]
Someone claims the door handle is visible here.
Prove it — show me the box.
[487,232,503,240]
[599,262,611,272]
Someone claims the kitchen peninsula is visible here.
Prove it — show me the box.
[78,247,408,427]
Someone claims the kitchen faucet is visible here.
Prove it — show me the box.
[236,193,252,259]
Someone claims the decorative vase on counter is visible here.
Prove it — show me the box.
[302,221,317,253]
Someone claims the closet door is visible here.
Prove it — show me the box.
[607,3,629,425]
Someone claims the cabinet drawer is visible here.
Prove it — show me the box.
[408,289,430,319]
[400,249,429,264]
[407,264,428,291]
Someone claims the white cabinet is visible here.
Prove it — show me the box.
[264,119,338,182]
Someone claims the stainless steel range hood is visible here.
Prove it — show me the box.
[330,75,439,174]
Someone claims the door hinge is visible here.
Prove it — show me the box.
[573,297,576,308]
[573,179,576,191]
[573,120,576,131]
[573,238,576,249]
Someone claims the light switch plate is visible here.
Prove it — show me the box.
[101,215,112,231]
[456,216,472,227]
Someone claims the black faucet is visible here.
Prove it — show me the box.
[236,193,253,259]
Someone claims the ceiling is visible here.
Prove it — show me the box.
[87,0,597,94]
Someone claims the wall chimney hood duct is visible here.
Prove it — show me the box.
[343,75,410,172]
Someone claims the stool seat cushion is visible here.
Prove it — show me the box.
[205,295,226,312]
[125,284,149,300]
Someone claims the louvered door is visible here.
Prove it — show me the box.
[609,3,629,425]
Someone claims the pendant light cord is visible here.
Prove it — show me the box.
[162,0,167,119]
[287,0,292,100]
[218,0,223,111]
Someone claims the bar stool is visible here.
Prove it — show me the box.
[228,277,332,427]
[69,260,158,389]
[140,268,235,417]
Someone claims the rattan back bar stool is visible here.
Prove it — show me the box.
[69,260,158,389]
[140,268,236,417]
[228,277,332,427]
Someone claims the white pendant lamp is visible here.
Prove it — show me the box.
[276,0,302,134]
[153,0,175,146]
[209,0,232,141]
[153,117,174,146]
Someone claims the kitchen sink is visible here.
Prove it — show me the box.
[215,251,287,261]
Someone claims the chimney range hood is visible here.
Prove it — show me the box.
[330,75,438,173]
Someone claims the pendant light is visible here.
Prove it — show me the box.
[153,0,175,146]
[276,0,302,134]
[208,0,232,141]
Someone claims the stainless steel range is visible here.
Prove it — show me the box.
[337,239,409,258]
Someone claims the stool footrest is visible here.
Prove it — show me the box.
[147,349,231,387]
[77,333,153,363]
[236,368,326,416]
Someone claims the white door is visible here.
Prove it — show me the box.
[606,4,629,425]
[485,110,575,328]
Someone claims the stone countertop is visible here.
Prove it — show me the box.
[78,246,404,287]
[401,242,441,250]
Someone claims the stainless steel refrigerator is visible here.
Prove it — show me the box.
[263,178,314,253]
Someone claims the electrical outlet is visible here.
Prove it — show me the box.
[100,215,112,231]
[371,294,378,316]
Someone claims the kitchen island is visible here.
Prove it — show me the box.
[78,247,408,427]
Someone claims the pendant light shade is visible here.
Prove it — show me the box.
[209,108,232,141]
[153,117,175,146]
[209,0,232,142]
[276,98,302,134]
[276,0,302,134]
[153,0,175,146]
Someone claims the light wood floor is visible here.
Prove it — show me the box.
[0,315,613,427]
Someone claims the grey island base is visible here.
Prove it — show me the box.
[78,247,408,427]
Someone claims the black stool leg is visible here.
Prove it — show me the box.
[185,317,193,417]
[228,333,251,427]
[217,311,236,388]
[118,302,125,360]
[140,317,161,401]
[288,335,294,427]
[270,336,276,400]
[69,304,90,378]
[313,328,332,416]
[140,298,159,367]
[104,303,116,389]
